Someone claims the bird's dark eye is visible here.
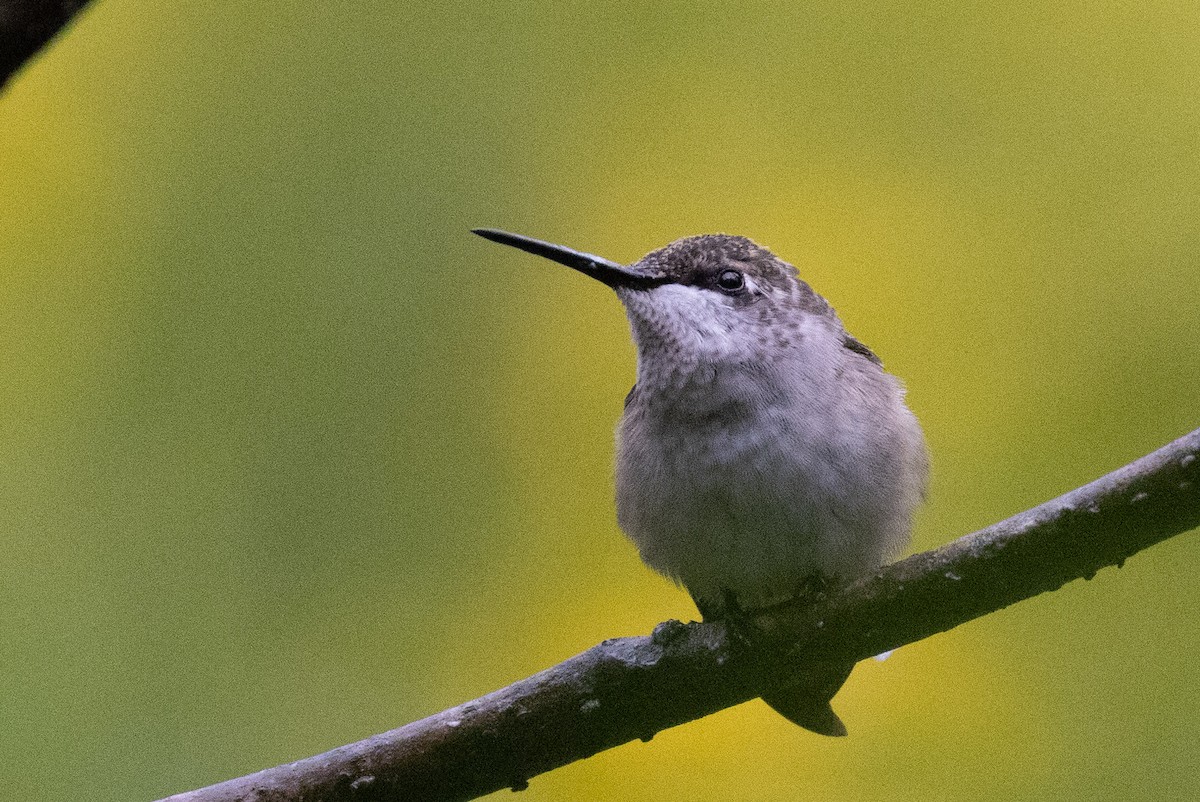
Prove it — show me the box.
[715,269,745,293]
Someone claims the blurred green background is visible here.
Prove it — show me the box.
[3,2,1199,799]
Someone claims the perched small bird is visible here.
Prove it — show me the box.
[474,228,928,736]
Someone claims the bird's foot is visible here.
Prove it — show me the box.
[714,588,782,654]
[793,572,834,601]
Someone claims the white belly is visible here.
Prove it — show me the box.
[614,369,923,609]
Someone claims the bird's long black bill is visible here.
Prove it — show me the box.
[472,228,662,290]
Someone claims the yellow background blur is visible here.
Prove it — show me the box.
[3,2,1199,800]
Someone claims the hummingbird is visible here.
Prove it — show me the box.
[473,227,928,736]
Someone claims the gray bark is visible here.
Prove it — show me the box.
[161,427,1200,802]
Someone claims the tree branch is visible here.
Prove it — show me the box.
[0,0,94,92]
[161,427,1200,802]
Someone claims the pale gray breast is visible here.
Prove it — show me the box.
[614,349,927,609]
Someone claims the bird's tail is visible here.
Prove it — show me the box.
[689,589,856,736]
[760,661,855,737]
